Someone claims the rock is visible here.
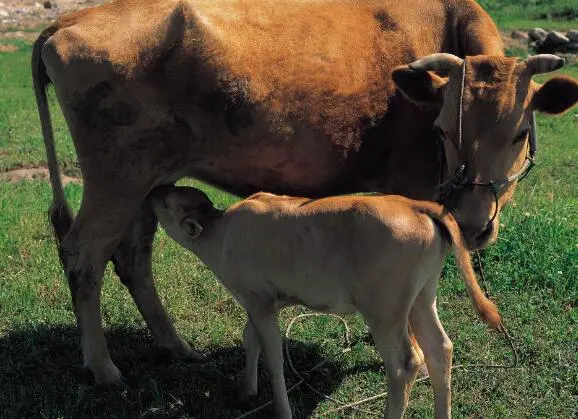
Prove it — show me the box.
[43,1,52,9]
[545,31,570,45]
[567,30,578,43]
[534,40,560,54]
[0,10,8,18]
[528,41,540,51]
[563,42,578,53]
[528,27,547,41]
[511,30,529,40]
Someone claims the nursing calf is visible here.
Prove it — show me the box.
[149,187,502,418]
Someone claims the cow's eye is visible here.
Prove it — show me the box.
[514,129,529,144]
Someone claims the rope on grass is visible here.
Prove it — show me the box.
[234,309,519,418]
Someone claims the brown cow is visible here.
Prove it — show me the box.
[32,0,578,384]
[149,186,503,419]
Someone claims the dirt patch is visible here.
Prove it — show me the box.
[0,42,17,51]
[0,167,81,185]
[502,31,529,52]
[0,0,103,34]
[0,30,39,41]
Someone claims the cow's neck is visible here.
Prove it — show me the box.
[340,99,442,200]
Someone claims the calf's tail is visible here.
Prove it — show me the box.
[32,26,73,244]
[414,202,502,331]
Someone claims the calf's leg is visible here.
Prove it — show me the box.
[409,325,428,377]
[246,308,291,418]
[409,279,453,419]
[239,318,261,401]
[112,200,205,361]
[370,322,421,419]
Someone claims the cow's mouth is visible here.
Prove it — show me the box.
[463,222,497,250]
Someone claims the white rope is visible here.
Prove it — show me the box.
[234,311,520,418]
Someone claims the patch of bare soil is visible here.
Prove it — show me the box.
[0,42,16,51]
[0,0,103,34]
[502,31,529,52]
[0,167,81,185]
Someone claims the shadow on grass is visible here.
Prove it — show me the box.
[0,324,373,418]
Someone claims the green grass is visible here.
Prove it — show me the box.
[1,29,577,418]
[0,41,78,175]
[479,0,578,30]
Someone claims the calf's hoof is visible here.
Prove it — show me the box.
[273,405,293,419]
[226,388,259,410]
[236,386,259,408]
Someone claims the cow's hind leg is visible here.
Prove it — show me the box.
[111,200,206,362]
[58,185,148,385]
[409,278,453,419]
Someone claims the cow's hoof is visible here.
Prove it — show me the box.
[154,345,208,364]
[182,348,209,362]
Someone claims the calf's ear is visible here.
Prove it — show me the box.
[181,216,203,239]
[531,76,578,114]
[392,66,447,107]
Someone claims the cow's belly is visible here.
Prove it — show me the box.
[188,131,346,196]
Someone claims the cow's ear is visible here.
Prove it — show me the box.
[392,66,447,107]
[181,216,203,239]
[532,76,578,114]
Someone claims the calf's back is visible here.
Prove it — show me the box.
[208,195,446,313]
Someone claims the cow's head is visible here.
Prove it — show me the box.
[392,54,578,249]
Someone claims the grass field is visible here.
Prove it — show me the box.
[1,5,577,418]
[479,0,578,30]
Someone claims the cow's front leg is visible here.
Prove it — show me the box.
[58,193,143,385]
[112,199,206,362]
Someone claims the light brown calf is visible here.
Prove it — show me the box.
[149,186,502,419]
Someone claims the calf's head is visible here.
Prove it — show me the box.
[148,186,221,248]
[393,53,578,249]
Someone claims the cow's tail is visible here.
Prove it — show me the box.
[414,201,503,331]
[32,27,73,244]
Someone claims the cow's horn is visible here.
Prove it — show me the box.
[525,54,565,75]
[408,53,464,72]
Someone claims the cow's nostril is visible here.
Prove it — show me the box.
[474,223,494,244]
